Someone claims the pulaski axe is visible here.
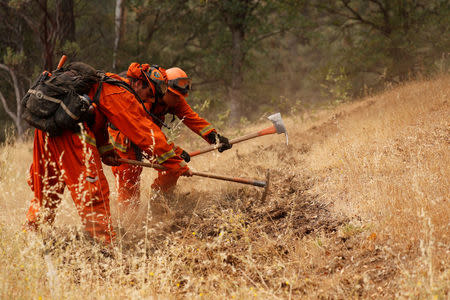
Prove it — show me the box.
[117,158,268,188]
[189,112,288,158]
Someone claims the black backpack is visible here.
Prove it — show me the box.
[22,61,169,136]
[21,62,99,136]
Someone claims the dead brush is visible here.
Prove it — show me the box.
[308,75,450,298]
[0,75,448,298]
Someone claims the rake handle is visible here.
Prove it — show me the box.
[189,125,277,157]
[191,171,266,187]
[118,158,166,170]
[117,158,266,188]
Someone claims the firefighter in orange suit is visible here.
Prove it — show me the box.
[25,64,120,245]
[25,62,191,245]
[109,66,232,209]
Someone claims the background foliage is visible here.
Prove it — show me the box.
[0,0,449,141]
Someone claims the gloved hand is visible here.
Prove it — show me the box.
[217,134,232,152]
[101,149,121,166]
[181,168,193,177]
[180,150,191,163]
[205,131,218,145]
[205,131,232,153]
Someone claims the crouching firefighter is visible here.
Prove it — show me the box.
[108,65,232,211]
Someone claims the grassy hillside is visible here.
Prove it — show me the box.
[0,75,448,299]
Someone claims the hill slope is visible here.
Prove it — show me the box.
[0,76,448,299]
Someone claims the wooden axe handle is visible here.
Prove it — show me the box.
[117,158,266,188]
[189,125,277,157]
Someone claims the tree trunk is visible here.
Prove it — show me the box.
[56,0,75,43]
[228,26,245,125]
[0,64,25,138]
[39,0,54,70]
[113,0,125,71]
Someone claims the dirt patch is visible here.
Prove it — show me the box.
[129,168,346,252]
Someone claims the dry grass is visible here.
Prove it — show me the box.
[0,75,448,299]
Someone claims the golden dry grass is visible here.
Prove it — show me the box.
[0,75,448,299]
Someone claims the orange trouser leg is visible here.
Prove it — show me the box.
[111,149,142,209]
[151,170,181,193]
[151,156,186,193]
[26,129,115,244]
[26,141,64,228]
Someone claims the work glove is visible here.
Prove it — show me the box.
[181,168,193,177]
[180,150,191,163]
[205,131,218,145]
[101,149,121,166]
[205,131,232,153]
[217,134,232,153]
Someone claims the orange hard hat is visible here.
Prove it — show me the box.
[166,67,191,96]
[127,63,168,98]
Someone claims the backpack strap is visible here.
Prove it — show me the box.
[98,75,170,129]
[27,88,81,120]
[92,80,104,105]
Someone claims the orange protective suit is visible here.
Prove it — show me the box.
[100,74,188,202]
[26,115,116,244]
[25,71,187,244]
[107,131,143,207]
[109,88,216,207]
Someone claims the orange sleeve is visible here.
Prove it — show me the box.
[89,104,114,155]
[173,95,216,143]
[108,126,131,154]
[92,80,187,172]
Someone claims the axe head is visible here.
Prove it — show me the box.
[267,113,289,145]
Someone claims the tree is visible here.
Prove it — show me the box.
[119,0,199,67]
[56,0,75,43]
[0,50,27,137]
[213,0,252,125]
[6,0,77,70]
[0,0,78,138]
[313,0,450,85]
[117,0,302,124]
[112,0,124,71]
[200,0,298,124]
[0,1,32,138]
